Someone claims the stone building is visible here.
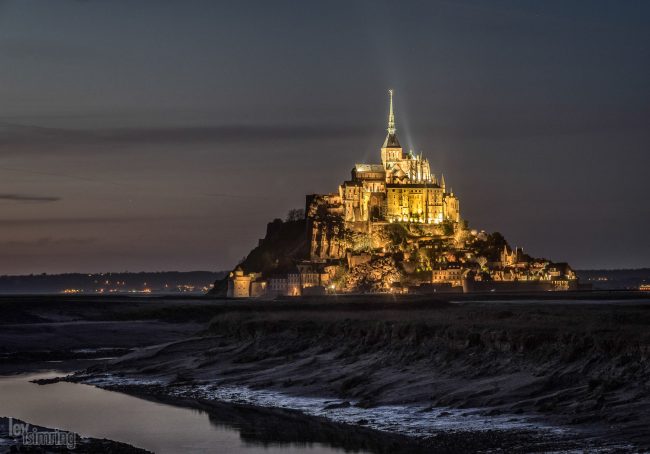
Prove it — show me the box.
[268,277,288,295]
[306,91,462,261]
[431,265,465,287]
[227,267,252,298]
[498,246,520,268]
[337,90,461,225]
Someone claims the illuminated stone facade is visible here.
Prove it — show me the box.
[337,90,460,225]
[227,267,252,298]
[431,266,465,287]
[306,91,462,261]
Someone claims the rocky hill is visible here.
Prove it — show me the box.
[209,218,309,296]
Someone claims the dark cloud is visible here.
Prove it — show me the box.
[0,123,370,152]
[0,216,194,227]
[1,105,648,156]
[0,237,96,247]
[0,165,132,187]
[0,193,61,203]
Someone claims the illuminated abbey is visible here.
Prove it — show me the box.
[305,90,463,261]
[339,90,460,225]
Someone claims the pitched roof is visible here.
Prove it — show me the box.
[355,164,385,172]
[382,132,401,148]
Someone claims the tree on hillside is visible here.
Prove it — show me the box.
[476,256,488,270]
[441,220,455,236]
[285,208,305,222]
[474,232,509,262]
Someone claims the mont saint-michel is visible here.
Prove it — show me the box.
[3,2,650,453]
[218,91,578,298]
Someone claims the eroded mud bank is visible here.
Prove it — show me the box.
[73,299,650,451]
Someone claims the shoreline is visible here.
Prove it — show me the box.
[69,376,587,453]
[15,364,635,453]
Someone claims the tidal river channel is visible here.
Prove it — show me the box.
[0,371,370,453]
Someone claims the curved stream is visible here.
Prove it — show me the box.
[0,371,366,453]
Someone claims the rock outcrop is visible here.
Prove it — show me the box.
[209,218,309,296]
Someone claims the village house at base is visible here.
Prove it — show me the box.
[226,91,578,297]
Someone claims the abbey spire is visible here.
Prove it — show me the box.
[387,88,396,135]
[382,89,401,149]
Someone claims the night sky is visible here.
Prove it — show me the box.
[1,0,649,274]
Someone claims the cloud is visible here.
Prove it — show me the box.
[0,165,128,187]
[95,124,368,144]
[0,215,198,227]
[2,104,649,157]
[0,237,96,247]
[0,193,61,203]
[0,123,370,153]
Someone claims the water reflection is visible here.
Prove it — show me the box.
[156,393,424,454]
[0,372,421,453]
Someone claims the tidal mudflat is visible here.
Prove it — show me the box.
[2,294,649,452]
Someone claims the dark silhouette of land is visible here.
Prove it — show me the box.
[0,271,225,294]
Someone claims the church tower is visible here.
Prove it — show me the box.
[380,89,403,167]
